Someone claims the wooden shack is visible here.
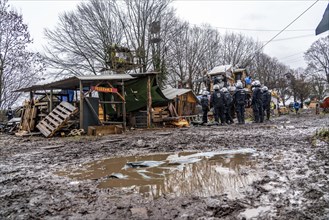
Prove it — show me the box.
[15,73,172,136]
[161,87,198,116]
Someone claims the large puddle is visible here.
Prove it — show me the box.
[57,148,259,199]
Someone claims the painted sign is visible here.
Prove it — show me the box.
[91,86,118,93]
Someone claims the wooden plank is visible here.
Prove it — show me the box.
[44,116,60,128]
[48,113,62,124]
[29,106,38,130]
[34,102,48,106]
[52,109,66,120]
[36,125,50,136]
[39,120,56,131]
[60,101,77,112]
[87,125,123,136]
[56,105,72,115]
[36,124,51,137]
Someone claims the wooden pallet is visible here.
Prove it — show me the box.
[36,101,78,137]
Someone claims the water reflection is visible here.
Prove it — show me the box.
[58,149,258,199]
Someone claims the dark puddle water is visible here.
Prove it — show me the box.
[57,149,259,199]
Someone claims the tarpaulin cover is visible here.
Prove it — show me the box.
[99,76,169,115]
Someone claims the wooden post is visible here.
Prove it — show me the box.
[50,89,53,111]
[122,79,126,131]
[30,91,34,105]
[79,80,84,130]
[147,75,152,128]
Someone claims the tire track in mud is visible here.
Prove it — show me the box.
[0,113,329,219]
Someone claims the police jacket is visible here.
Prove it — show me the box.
[200,95,209,110]
[252,87,262,105]
[234,88,246,105]
[262,91,271,106]
[211,90,225,108]
[224,91,233,107]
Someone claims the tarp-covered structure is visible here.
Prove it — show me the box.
[15,73,170,131]
[100,74,168,115]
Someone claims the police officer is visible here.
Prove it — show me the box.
[6,107,14,121]
[251,80,263,123]
[213,76,220,85]
[200,91,209,124]
[211,84,226,125]
[233,82,246,124]
[262,86,271,120]
[222,87,234,124]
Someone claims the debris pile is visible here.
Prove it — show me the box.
[14,100,79,138]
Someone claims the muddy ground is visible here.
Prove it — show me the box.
[1,111,329,220]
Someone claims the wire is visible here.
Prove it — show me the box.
[261,34,314,42]
[213,26,313,32]
[279,51,305,60]
[258,0,320,52]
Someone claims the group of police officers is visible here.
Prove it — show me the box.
[200,80,272,125]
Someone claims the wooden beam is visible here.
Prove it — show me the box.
[147,75,152,128]
[79,80,84,129]
[50,89,53,111]
[122,79,126,132]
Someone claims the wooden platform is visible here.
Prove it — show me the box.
[36,102,78,137]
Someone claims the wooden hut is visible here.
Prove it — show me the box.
[161,87,198,116]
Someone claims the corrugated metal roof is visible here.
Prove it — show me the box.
[161,87,193,100]
[78,74,134,81]
[14,74,135,92]
[208,65,232,75]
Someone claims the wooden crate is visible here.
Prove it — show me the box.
[152,108,169,123]
[36,101,77,137]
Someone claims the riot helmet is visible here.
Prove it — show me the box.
[213,84,220,90]
[221,87,228,93]
[236,82,243,88]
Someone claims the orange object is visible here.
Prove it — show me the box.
[320,96,329,108]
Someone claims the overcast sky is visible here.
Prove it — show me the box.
[8,0,329,70]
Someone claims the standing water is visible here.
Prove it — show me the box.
[57,148,259,199]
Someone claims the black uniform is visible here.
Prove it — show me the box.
[252,86,263,123]
[6,108,13,121]
[211,89,226,125]
[200,94,209,124]
[233,88,246,124]
[224,91,234,124]
[262,91,271,120]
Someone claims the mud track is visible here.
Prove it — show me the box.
[1,112,329,219]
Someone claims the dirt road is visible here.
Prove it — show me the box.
[1,112,329,219]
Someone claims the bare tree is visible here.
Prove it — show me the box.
[165,24,220,93]
[44,0,123,76]
[272,64,291,106]
[219,32,261,68]
[116,0,171,74]
[304,36,329,84]
[0,0,44,109]
[251,53,290,91]
[289,68,310,107]
[306,67,328,100]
